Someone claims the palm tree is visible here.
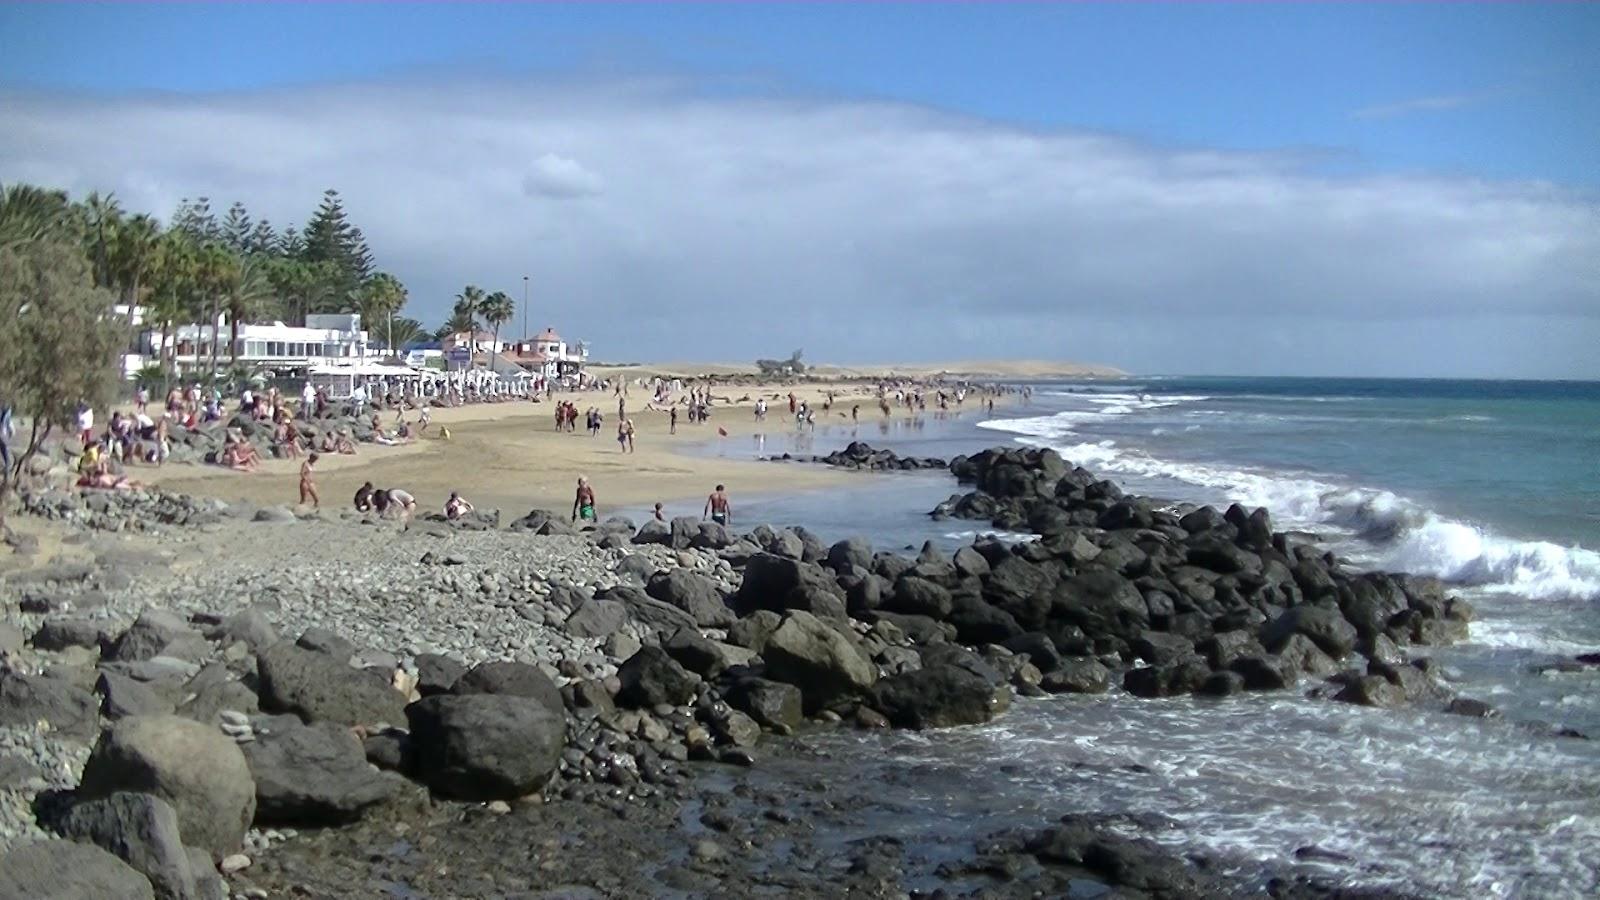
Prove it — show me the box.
[480,291,514,358]
[442,308,478,338]
[225,255,276,369]
[387,316,427,351]
[145,232,199,391]
[348,272,408,352]
[80,190,123,289]
[0,182,72,249]
[195,244,237,383]
[111,213,160,355]
[452,284,486,335]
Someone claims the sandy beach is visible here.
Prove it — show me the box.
[146,371,1023,521]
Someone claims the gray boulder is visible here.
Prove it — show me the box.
[97,671,176,720]
[761,611,876,710]
[77,715,256,859]
[30,617,108,652]
[243,718,399,825]
[257,641,406,727]
[564,598,627,639]
[405,693,565,801]
[631,518,671,545]
[825,537,873,574]
[45,792,197,900]
[1040,658,1112,694]
[295,627,355,661]
[646,569,734,628]
[615,647,700,708]
[0,671,100,738]
[203,608,279,651]
[108,610,199,663]
[415,653,467,696]
[452,661,563,717]
[0,840,155,899]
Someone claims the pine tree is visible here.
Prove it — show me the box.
[171,196,220,243]
[221,201,253,253]
[247,218,277,256]
[301,189,373,299]
[276,225,305,258]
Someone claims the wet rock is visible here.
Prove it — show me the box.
[78,715,256,858]
[1131,631,1196,666]
[1229,654,1298,691]
[870,664,1010,729]
[1122,657,1210,698]
[1333,674,1406,708]
[723,678,803,733]
[1260,605,1357,660]
[1039,658,1112,694]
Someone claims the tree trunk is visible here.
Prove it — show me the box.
[230,302,241,369]
[207,293,220,385]
[0,420,51,533]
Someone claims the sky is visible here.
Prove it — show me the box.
[1,2,1596,378]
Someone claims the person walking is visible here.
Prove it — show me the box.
[704,484,731,526]
[572,476,597,523]
[298,453,321,509]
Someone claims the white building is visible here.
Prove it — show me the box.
[142,313,370,376]
[511,327,589,382]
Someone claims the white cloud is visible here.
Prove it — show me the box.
[522,153,604,198]
[1,77,1594,376]
[1350,88,1512,120]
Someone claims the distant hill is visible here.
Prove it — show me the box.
[586,359,1126,380]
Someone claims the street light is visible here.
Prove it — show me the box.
[522,275,529,346]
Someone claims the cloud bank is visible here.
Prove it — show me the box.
[1,77,1594,376]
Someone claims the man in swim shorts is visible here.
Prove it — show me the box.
[572,476,597,523]
[704,484,731,526]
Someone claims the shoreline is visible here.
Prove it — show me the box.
[5,425,1582,896]
[143,378,1023,519]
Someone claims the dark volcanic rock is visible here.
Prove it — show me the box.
[1040,658,1112,694]
[724,677,804,733]
[1260,606,1358,659]
[244,717,400,825]
[414,653,467,697]
[615,646,700,708]
[761,611,877,710]
[0,671,100,738]
[1122,657,1210,698]
[405,693,565,801]
[646,569,734,628]
[257,642,406,727]
[870,664,1009,729]
[44,791,195,900]
[0,840,155,900]
[452,661,563,717]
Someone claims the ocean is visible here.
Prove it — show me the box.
[673,376,1600,897]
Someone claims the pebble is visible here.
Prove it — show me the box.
[220,853,252,874]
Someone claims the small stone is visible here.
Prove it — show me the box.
[486,800,511,814]
[220,853,252,874]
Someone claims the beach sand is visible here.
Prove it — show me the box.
[147,376,1013,521]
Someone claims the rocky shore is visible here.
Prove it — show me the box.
[0,443,1509,898]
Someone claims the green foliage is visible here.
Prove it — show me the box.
[301,189,373,300]
[0,183,73,250]
[388,316,427,349]
[221,201,253,253]
[481,290,515,352]
[0,238,123,473]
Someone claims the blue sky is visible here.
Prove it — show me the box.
[1,3,1596,376]
[5,3,1595,185]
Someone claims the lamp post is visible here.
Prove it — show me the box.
[522,275,529,346]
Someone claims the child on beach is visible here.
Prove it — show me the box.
[299,453,320,509]
[445,491,474,520]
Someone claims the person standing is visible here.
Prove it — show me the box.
[0,402,14,476]
[704,484,731,526]
[624,417,636,453]
[616,418,629,453]
[572,476,597,523]
[299,453,320,509]
[669,406,678,435]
